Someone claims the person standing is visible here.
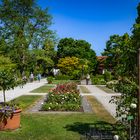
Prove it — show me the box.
[30,72,34,82]
[86,74,90,85]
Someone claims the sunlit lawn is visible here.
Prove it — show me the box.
[30,85,55,93]
[96,85,115,93]
[0,113,101,140]
[0,92,117,140]
[10,95,42,111]
[79,86,91,93]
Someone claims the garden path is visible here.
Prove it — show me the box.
[0,79,47,102]
[80,80,121,117]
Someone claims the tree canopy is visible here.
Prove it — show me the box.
[0,0,55,75]
[57,38,97,73]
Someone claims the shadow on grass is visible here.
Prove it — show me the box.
[64,121,125,139]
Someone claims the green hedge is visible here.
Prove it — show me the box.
[91,75,106,85]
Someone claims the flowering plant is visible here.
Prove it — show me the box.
[41,82,82,111]
[0,102,19,122]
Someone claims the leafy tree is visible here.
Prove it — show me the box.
[28,49,55,76]
[0,56,17,103]
[103,4,140,137]
[57,38,97,73]
[102,33,135,79]
[57,56,88,79]
[0,0,55,75]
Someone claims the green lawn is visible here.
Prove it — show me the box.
[30,85,55,93]
[96,85,115,93]
[0,94,118,140]
[0,113,101,140]
[85,96,116,123]
[11,95,42,111]
[79,86,91,93]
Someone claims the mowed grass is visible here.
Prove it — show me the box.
[96,85,115,93]
[11,95,42,111]
[0,113,100,140]
[30,85,55,93]
[85,96,116,123]
[79,86,91,93]
[0,93,117,140]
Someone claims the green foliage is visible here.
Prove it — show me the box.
[57,56,83,79]
[104,70,112,82]
[47,76,54,84]
[0,56,22,122]
[106,80,118,91]
[91,75,106,85]
[0,56,18,100]
[0,0,55,75]
[55,74,71,80]
[41,82,81,111]
[57,38,97,73]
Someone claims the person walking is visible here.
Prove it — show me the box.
[37,73,41,82]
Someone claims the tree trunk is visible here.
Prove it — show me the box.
[3,90,6,103]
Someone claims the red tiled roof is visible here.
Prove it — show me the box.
[97,56,108,62]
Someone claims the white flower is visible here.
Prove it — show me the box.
[48,107,51,110]
[113,135,119,140]
[41,102,44,105]
[130,103,137,109]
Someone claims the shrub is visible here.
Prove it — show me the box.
[55,74,71,80]
[104,70,112,82]
[106,80,118,91]
[47,76,54,84]
[91,75,106,85]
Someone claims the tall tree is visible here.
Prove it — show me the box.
[57,38,97,73]
[0,0,55,75]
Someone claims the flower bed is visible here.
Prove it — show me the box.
[41,82,82,111]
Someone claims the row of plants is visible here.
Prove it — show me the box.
[91,74,106,85]
[91,70,113,85]
[41,82,82,111]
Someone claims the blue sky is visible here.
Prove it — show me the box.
[38,0,140,55]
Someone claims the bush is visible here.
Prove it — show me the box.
[55,74,71,80]
[106,80,118,91]
[41,82,81,111]
[104,70,112,82]
[47,76,54,84]
[91,75,106,85]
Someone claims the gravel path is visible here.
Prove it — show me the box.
[0,79,47,102]
[0,78,121,117]
[80,85,121,117]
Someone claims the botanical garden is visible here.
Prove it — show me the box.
[0,0,140,140]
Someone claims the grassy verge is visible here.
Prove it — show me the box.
[85,96,116,123]
[79,86,91,93]
[30,85,55,93]
[96,85,115,93]
[11,95,42,111]
[0,113,107,140]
